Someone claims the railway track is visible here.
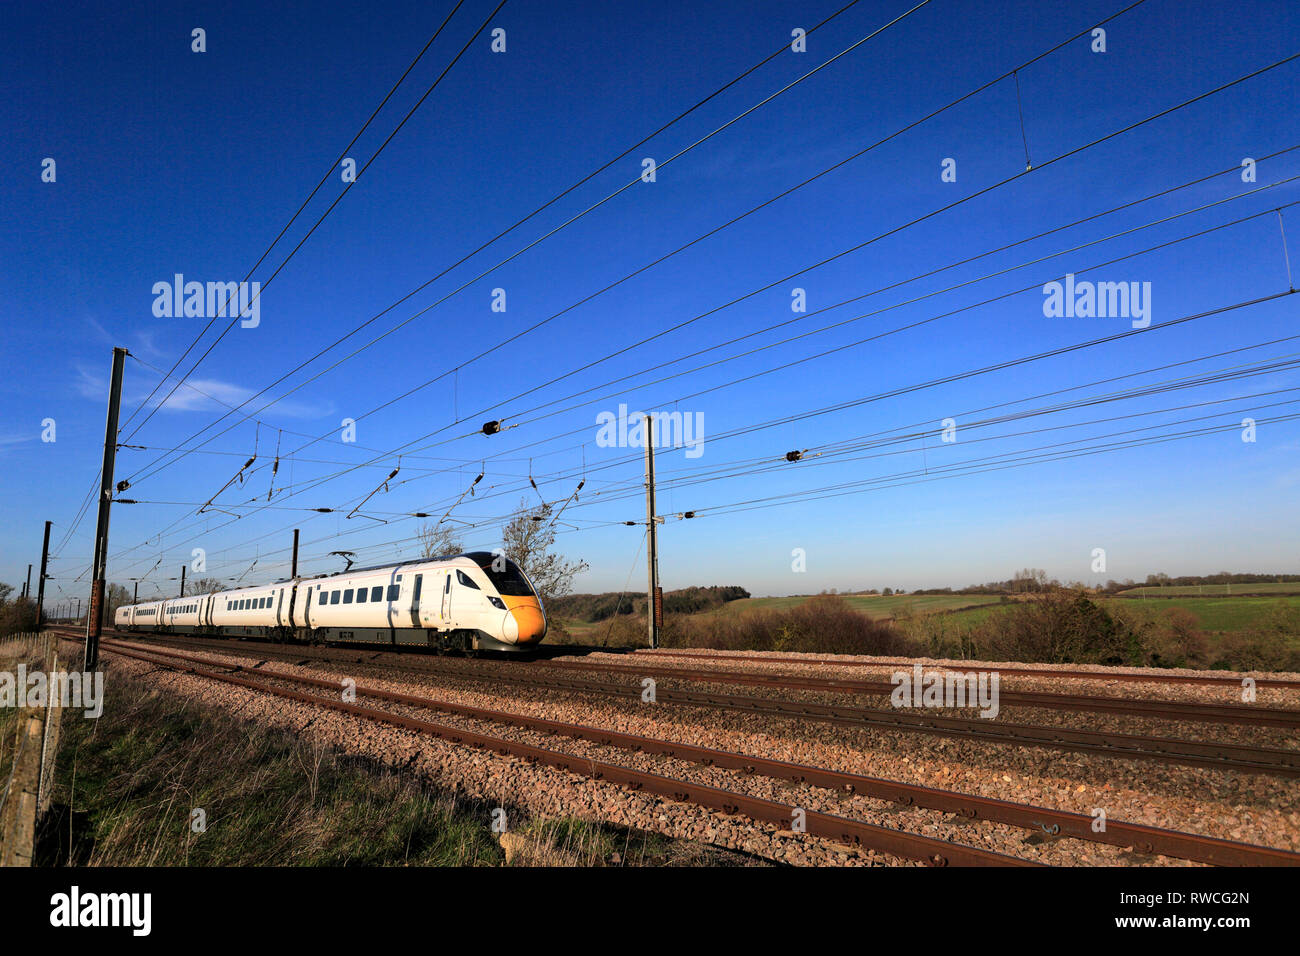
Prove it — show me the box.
[72,627,1300,727]
[640,648,1300,691]
[90,636,1300,867]
[534,658,1300,728]
[91,637,1029,867]
[77,629,1300,778]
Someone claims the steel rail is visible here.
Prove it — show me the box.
[640,648,1300,691]
[533,659,1300,728]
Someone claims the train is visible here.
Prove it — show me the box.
[113,551,547,653]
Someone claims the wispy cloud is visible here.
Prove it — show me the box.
[73,364,332,419]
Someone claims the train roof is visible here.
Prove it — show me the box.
[269,551,501,584]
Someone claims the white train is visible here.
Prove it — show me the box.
[113,552,547,653]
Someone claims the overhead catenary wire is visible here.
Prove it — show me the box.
[116,0,929,486]
[121,0,1147,499]
[157,44,1300,503]
[111,39,1298,576]
[106,287,1298,581]
[83,26,1300,587]
[98,167,1300,580]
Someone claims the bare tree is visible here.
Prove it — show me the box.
[188,577,227,594]
[500,498,588,604]
[1011,568,1050,593]
[418,522,464,559]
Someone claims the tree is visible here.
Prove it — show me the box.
[1011,568,1049,593]
[500,498,589,604]
[105,583,130,620]
[418,521,464,560]
[188,577,227,594]
[0,584,38,636]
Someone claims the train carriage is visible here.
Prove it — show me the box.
[115,552,546,653]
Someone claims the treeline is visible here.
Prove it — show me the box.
[548,585,750,623]
[898,571,1300,596]
[1118,572,1300,589]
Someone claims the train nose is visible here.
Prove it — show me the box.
[502,604,547,644]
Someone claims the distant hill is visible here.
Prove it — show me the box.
[548,586,750,622]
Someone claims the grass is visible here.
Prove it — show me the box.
[905,595,1300,639]
[1101,596,1300,633]
[33,661,734,867]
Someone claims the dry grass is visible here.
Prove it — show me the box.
[33,661,717,867]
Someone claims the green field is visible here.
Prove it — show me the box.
[1105,595,1300,632]
[927,595,1300,639]
[1118,582,1300,598]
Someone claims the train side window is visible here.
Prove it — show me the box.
[331,590,341,605]
[343,589,353,604]
[371,586,383,602]
[387,584,399,601]
[356,588,368,604]
[456,570,480,590]
[319,591,328,605]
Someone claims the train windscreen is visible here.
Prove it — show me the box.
[475,557,534,596]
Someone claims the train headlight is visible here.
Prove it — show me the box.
[487,595,506,610]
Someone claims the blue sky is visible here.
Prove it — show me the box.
[2,0,1298,606]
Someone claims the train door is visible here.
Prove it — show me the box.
[441,573,451,620]
[409,574,423,628]
[303,587,313,628]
